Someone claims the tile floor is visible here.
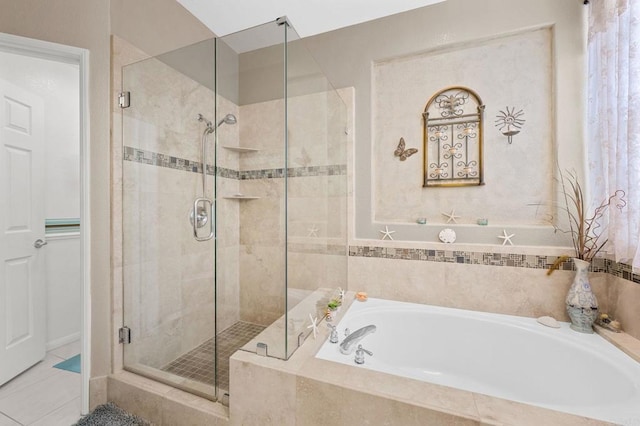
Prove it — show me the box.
[0,340,81,426]
[162,321,265,393]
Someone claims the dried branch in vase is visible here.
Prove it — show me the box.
[548,170,626,273]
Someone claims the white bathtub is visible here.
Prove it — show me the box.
[315,298,640,425]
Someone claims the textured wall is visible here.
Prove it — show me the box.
[301,0,587,244]
[373,28,553,226]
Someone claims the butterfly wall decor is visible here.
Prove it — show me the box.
[394,137,418,161]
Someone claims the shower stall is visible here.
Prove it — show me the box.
[120,18,348,401]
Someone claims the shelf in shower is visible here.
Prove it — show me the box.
[222,194,260,200]
[222,145,259,153]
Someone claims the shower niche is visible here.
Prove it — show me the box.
[120,18,348,402]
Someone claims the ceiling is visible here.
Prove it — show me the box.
[176,0,446,39]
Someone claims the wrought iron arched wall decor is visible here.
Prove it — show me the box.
[422,87,485,187]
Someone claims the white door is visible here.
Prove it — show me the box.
[0,78,45,386]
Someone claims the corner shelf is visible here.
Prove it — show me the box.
[222,145,259,153]
[222,194,260,200]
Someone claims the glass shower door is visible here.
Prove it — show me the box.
[121,39,218,400]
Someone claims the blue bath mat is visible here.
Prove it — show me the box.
[53,354,81,374]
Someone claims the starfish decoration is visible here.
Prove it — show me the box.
[307,225,319,237]
[379,225,395,240]
[338,287,346,301]
[498,229,515,246]
[442,209,460,224]
[306,314,319,339]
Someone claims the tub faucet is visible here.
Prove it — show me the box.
[339,324,376,355]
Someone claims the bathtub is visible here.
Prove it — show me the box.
[315,298,640,425]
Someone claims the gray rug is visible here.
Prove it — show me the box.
[73,402,151,426]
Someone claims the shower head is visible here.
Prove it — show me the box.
[216,113,237,128]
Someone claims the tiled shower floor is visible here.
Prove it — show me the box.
[161,321,265,393]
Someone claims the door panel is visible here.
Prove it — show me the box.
[6,257,31,347]
[6,147,31,230]
[0,78,45,386]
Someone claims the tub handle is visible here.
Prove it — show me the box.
[355,344,372,365]
[327,325,339,344]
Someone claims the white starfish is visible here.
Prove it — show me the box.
[498,229,515,246]
[442,209,460,224]
[338,287,346,301]
[379,225,395,240]
[306,314,319,339]
[307,225,319,237]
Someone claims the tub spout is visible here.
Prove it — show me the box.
[339,324,376,355]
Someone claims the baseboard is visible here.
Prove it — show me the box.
[47,332,80,351]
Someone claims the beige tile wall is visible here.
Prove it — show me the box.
[608,275,640,340]
[348,255,612,323]
[237,89,349,332]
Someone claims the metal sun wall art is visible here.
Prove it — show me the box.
[423,87,485,187]
[495,107,525,144]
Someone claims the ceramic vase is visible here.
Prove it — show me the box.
[565,258,598,333]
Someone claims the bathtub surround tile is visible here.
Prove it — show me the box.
[474,394,614,426]
[595,325,640,364]
[300,357,480,422]
[295,376,479,426]
[348,255,447,305]
[229,355,297,426]
[608,275,640,341]
[348,250,615,322]
[348,243,638,339]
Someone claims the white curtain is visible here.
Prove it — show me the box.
[587,0,640,268]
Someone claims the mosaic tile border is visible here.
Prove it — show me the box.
[123,146,238,178]
[123,146,346,179]
[240,165,347,180]
[349,245,640,284]
[607,258,640,283]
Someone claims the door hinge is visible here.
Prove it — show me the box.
[119,326,131,344]
[118,91,130,108]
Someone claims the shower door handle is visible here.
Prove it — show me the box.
[192,197,214,242]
